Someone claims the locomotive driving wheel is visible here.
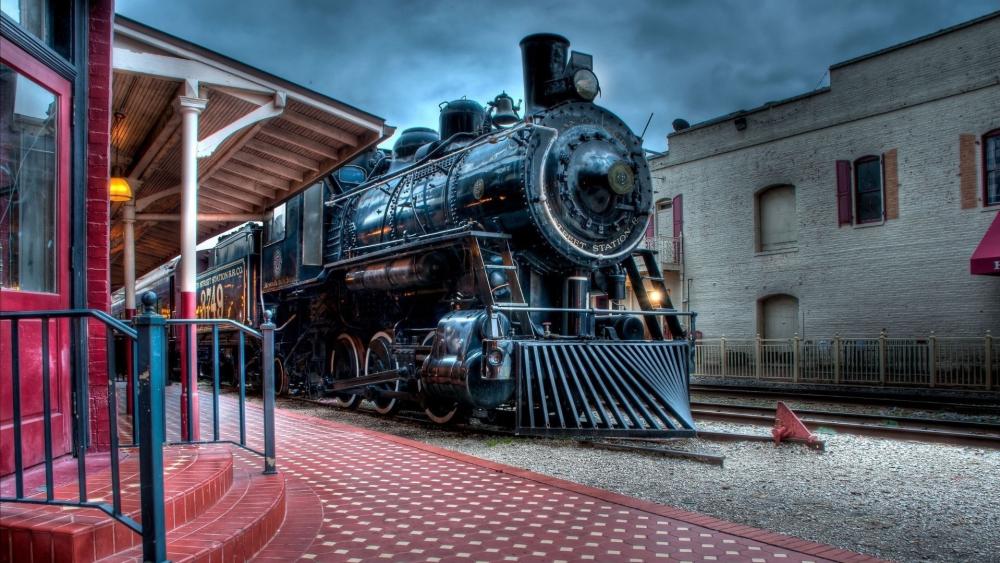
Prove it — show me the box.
[328,333,363,409]
[365,331,402,415]
[273,357,289,397]
[424,401,463,425]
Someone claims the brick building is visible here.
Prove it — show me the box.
[1,0,116,470]
[650,11,1000,339]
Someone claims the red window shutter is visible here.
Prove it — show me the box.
[836,160,852,226]
[645,215,655,240]
[672,194,683,237]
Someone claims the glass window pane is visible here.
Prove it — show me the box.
[855,158,882,222]
[302,182,323,266]
[987,135,999,205]
[987,171,999,206]
[0,63,58,292]
[986,134,998,171]
[856,159,881,193]
[1,0,68,57]
[266,202,285,244]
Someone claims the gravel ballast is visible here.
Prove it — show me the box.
[274,397,1000,563]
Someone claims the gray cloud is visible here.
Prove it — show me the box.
[116,0,997,151]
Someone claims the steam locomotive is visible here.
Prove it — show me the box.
[259,34,697,436]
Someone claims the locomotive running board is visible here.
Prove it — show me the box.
[513,341,697,438]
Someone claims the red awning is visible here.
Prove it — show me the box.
[971,212,1000,275]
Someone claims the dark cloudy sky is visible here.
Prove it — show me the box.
[116,0,997,152]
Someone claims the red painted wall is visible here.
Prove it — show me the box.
[86,0,115,449]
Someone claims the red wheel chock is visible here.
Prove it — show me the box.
[772,401,824,449]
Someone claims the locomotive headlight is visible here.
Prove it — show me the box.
[486,347,506,367]
[573,69,600,101]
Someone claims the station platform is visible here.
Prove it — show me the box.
[192,387,882,563]
[3,384,886,562]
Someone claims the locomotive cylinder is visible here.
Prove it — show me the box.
[344,253,447,291]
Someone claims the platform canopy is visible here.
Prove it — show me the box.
[109,16,392,287]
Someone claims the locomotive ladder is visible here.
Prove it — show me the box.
[624,248,687,340]
[471,236,532,332]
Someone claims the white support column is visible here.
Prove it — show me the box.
[177,94,208,442]
[123,201,137,314]
[123,199,137,415]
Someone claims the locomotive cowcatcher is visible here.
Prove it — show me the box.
[260,34,695,436]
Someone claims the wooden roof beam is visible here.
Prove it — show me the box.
[245,139,320,171]
[260,126,340,160]
[210,171,277,198]
[230,151,304,182]
[221,162,290,191]
[201,182,264,208]
[279,111,358,146]
[199,190,255,212]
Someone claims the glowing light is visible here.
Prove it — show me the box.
[109,177,133,202]
[648,289,663,305]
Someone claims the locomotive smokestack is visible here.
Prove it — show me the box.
[520,33,570,114]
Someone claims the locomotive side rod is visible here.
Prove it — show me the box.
[328,367,409,392]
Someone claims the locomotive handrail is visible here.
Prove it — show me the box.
[164,317,262,339]
[325,228,511,270]
[325,126,527,206]
[490,305,696,317]
[0,308,138,339]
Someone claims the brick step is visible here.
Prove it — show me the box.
[98,449,285,563]
[0,445,233,562]
[252,479,324,561]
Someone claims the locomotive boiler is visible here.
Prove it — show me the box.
[263,34,696,436]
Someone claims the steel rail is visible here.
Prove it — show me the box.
[691,407,1000,449]
[690,384,1000,415]
[577,439,725,466]
[691,401,1000,432]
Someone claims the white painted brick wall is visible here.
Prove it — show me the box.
[651,15,1000,338]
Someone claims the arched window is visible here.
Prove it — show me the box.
[756,185,797,252]
[985,129,1000,207]
[854,155,883,223]
[759,294,799,339]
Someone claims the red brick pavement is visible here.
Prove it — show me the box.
[171,386,887,563]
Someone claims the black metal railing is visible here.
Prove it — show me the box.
[0,308,143,535]
[165,311,277,474]
[1,291,277,562]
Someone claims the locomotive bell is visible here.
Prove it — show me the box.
[489,92,521,127]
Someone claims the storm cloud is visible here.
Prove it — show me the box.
[116,0,997,151]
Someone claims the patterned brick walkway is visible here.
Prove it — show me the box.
[165,385,884,562]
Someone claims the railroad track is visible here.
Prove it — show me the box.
[286,393,1000,455]
[691,401,1000,449]
[690,384,1000,416]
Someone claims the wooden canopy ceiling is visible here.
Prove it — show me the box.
[108,16,393,289]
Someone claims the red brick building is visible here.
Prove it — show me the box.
[2,0,116,472]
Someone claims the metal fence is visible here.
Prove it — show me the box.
[640,236,682,268]
[693,331,997,390]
